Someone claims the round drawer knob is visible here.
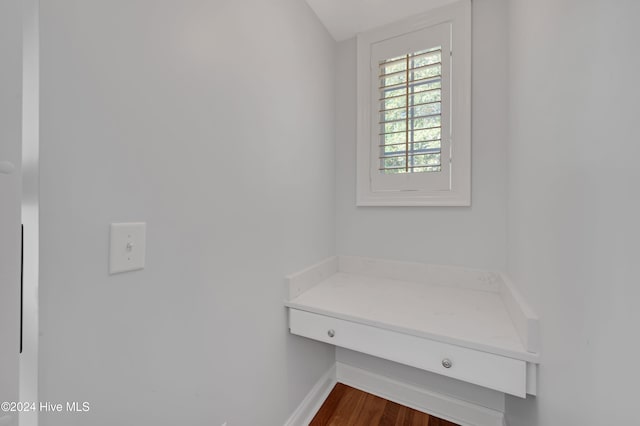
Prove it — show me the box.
[442,358,453,369]
[327,329,335,338]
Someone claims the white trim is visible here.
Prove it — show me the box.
[19,1,40,425]
[283,365,337,426]
[356,0,471,206]
[336,362,505,426]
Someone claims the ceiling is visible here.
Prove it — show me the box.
[304,0,458,41]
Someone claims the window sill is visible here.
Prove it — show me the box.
[356,188,470,207]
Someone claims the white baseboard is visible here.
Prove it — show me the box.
[335,362,505,426]
[284,365,337,426]
[284,362,506,426]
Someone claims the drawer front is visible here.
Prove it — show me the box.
[289,309,526,397]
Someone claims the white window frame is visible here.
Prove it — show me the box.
[356,0,471,206]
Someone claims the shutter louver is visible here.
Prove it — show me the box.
[378,47,442,174]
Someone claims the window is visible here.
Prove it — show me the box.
[378,47,444,176]
[356,0,471,206]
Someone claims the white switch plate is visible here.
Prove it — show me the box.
[109,222,146,274]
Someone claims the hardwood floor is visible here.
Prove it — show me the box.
[310,383,459,426]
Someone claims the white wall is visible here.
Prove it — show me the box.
[335,0,509,270]
[38,1,335,425]
[0,0,22,423]
[505,0,640,424]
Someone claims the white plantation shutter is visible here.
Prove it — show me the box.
[378,47,443,174]
[356,0,471,206]
[369,23,451,192]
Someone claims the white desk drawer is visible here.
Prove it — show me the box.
[289,309,527,397]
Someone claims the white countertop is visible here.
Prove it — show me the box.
[285,258,540,363]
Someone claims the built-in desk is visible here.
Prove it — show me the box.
[285,256,539,398]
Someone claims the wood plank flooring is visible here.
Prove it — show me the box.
[310,383,460,426]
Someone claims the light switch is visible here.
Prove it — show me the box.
[109,222,146,274]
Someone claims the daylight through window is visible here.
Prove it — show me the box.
[378,48,443,175]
